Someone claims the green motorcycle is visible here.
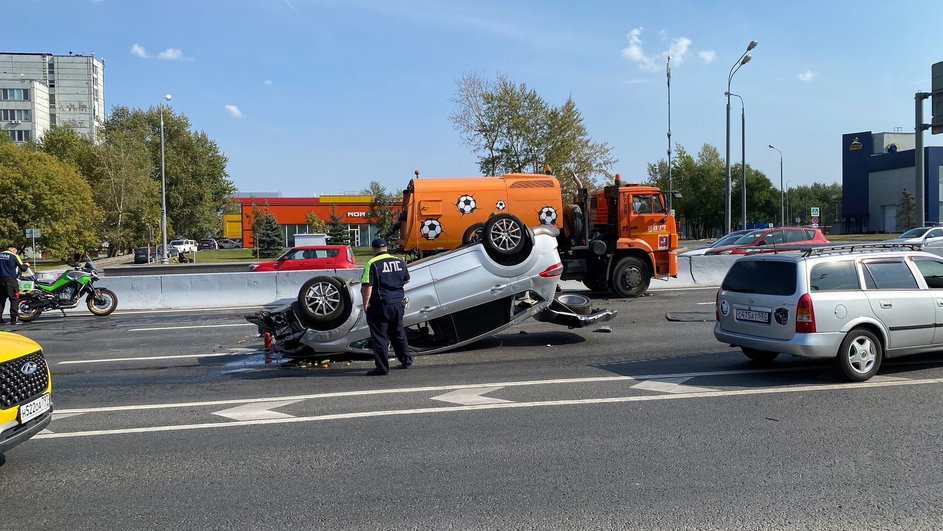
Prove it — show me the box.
[17,259,118,321]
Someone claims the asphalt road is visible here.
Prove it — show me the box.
[3,287,943,529]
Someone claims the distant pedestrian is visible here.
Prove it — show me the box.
[361,237,411,375]
[0,244,30,325]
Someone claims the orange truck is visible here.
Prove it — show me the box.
[396,172,678,297]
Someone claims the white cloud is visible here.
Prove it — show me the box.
[158,48,183,60]
[621,27,694,72]
[225,104,244,118]
[264,79,273,86]
[798,70,816,82]
[698,50,717,64]
[130,43,148,58]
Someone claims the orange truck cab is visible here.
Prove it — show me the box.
[399,173,563,253]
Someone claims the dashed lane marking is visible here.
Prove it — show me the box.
[58,352,242,365]
[631,377,716,394]
[213,400,301,421]
[431,387,511,406]
[127,323,257,332]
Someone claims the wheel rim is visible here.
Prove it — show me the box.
[619,266,642,289]
[303,281,341,317]
[846,335,876,374]
[489,219,522,251]
[92,292,113,310]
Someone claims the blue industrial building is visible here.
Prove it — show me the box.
[842,131,943,233]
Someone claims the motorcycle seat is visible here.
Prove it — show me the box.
[33,278,56,286]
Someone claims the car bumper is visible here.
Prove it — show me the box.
[0,409,52,455]
[713,323,844,359]
[535,300,618,328]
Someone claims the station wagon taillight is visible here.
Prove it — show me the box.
[796,293,816,333]
[715,290,720,321]
[539,262,564,277]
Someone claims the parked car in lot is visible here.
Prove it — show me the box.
[714,243,943,381]
[133,246,159,264]
[247,216,617,357]
[883,226,943,248]
[249,245,357,272]
[199,238,219,250]
[168,239,198,254]
[705,227,828,255]
[0,332,52,456]
[216,238,240,249]
[680,229,751,257]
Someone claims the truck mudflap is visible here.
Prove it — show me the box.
[534,298,618,328]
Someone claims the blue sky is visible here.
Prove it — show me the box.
[9,0,943,196]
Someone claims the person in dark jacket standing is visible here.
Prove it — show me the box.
[0,244,30,325]
[361,237,411,375]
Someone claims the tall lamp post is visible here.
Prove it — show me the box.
[726,91,746,228]
[725,40,757,234]
[666,55,673,212]
[159,94,172,264]
[769,144,784,226]
[786,179,792,225]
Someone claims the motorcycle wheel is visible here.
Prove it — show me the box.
[16,300,41,322]
[86,288,118,316]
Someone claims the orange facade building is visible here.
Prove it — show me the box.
[232,195,402,248]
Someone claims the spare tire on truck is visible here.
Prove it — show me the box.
[483,213,532,265]
[296,276,353,331]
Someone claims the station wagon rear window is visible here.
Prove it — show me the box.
[810,261,860,291]
[722,260,796,295]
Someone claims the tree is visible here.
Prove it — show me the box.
[306,212,327,234]
[326,213,350,245]
[252,212,283,257]
[647,144,726,238]
[0,141,102,256]
[362,181,399,243]
[451,73,614,199]
[897,189,916,230]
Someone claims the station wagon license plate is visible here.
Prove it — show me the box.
[19,393,50,423]
[736,309,770,324]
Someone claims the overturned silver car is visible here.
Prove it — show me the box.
[247,215,616,357]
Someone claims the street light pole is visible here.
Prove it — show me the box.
[159,94,172,264]
[769,144,784,226]
[666,55,673,213]
[726,92,746,229]
[786,179,791,225]
[725,40,757,234]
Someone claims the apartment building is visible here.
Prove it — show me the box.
[0,52,104,143]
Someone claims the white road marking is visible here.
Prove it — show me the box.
[128,323,257,332]
[34,377,943,440]
[213,400,301,421]
[38,412,85,434]
[58,352,241,365]
[696,302,715,305]
[631,377,716,394]
[431,387,510,406]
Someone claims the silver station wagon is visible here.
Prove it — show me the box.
[249,215,616,357]
[714,244,943,381]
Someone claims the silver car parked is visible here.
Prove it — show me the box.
[714,244,943,381]
[249,215,616,357]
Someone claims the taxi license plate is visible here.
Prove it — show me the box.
[19,393,51,423]
[736,309,770,324]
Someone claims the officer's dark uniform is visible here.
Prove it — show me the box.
[0,247,29,324]
[361,239,411,374]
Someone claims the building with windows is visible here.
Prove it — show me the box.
[0,52,104,143]
[842,131,943,233]
[233,195,402,248]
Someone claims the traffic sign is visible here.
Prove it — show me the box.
[810,207,820,217]
[811,216,819,226]
[24,228,41,238]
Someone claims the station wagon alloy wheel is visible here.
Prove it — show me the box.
[295,276,353,330]
[303,281,341,317]
[839,329,882,382]
[487,216,524,253]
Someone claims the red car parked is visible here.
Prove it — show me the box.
[249,245,357,271]
[705,227,829,255]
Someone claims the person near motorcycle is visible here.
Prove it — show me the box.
[0,244,30,325]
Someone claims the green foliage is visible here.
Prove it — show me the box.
[0,142,102,255]
[252,212,283,258]
[451,73,613,199]
[306,212,328,234]
[897,189,916,230]
[326,213,350,245]
[362,181,400,245]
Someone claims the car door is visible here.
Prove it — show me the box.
[277,249,306,271]
[911,257,943,344]
[861,258,934,349]
[923,228,943,248]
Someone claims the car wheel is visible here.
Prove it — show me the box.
[462,223,485,245]
[555,293,592,315]
[838,328,882,382]
[483,214,531,265]
[610,256,651,298]
[296,276,352,331]
[742,347,779,364]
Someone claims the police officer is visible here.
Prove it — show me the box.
[0,244,30,325]
[361,237,411,375]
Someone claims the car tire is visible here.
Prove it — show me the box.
[555,293,593,315]
[296,276,352,331]
[742,347,779,364]
[838,328,882,382]
[483,214,531,265]
[610,256,651,298]
[462,223,485,245]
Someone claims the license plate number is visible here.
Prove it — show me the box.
[19,394,50,423]
[736,309,770,324]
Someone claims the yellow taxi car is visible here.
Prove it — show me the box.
[0,331,52,455]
